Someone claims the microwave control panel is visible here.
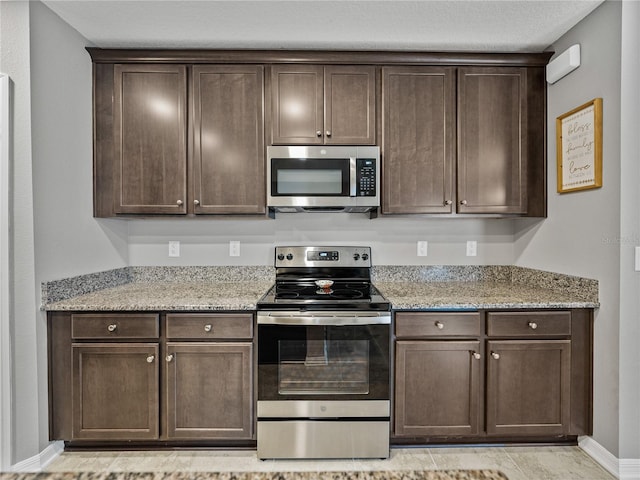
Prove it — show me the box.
[356,159,377,196]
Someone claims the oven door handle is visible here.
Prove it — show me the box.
[257,312,391,326]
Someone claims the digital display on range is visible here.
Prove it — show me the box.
[307,251,339,261]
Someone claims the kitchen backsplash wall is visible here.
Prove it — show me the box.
[125,214,518,266]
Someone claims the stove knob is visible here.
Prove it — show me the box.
[361,253,369,261]
[353,253,360,260]
[277,254,285,261]
[286,253,294,260]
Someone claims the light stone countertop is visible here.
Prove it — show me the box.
[42,265,598,312]
[375,281,599,310]
[44,281,274,311]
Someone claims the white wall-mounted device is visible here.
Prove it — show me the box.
[546,44,581,84]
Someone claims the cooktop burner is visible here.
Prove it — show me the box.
[275,281,369,300]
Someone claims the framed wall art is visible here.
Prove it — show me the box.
[556,98,603,193]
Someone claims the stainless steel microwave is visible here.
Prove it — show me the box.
[267,145,380,215]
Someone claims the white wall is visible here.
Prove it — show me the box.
[0,0,40,464]
[128,216,516,266]
[29,0,129,457]
[618,0,640,463]
[514,0,622,457]
[0,0,130,465]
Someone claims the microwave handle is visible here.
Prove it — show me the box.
[349,157,357,196]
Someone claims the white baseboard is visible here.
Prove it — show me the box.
[579,436,621,478]
[10,441,63,472]
[620,459,640,480]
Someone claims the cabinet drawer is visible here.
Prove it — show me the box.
[487,311,571,337]
[166,313,253,340]
[71,314,159,339]
[395,312,481,338]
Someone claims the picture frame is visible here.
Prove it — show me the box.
[556,98,603,193]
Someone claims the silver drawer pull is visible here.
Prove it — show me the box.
[491,352,500,360]
[528,322,538,330]
[146,355,155,363]
[204,324,212,333]
[107,324,117,332]
[435,321,444,330]
[472,352,481,360]
[166,354,174,362]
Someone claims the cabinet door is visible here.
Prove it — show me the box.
[457,67,527,214]
[165,342,253,439]
[394,341,481,436]
[114,65,187,214]
[382,67,455,214]
[71,343,159,440]
[192,65,265,214]
[271,65,323,145]
[486,340,571,436]
[324,66,376,145]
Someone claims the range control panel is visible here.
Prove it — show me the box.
[275,246,372,268]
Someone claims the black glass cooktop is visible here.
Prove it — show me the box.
[257,281,390,311]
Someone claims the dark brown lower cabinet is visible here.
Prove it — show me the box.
[486,340,571,436]
[165,342,253,439]
[395,340,481,436]
[393,309,593,443]
[48,312,255,445]
[72,343,159,440]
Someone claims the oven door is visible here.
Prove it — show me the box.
[257,311,390,402]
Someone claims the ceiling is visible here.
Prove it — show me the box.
[42,0,605,52]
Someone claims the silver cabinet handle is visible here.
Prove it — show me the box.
[316,130,322,137]
[435,321,444,330]
[444,200,452,205]
[491,352,500,360]
[472,352,481,360]
[460,200,468,205]
[146,355,155,363]
[528,322,538,330]
[204,324,212,333]
[326,130,332,137]
[194,199,200,206]
[107,324,117,332]
[176,199,183,206]
[166,354,174,362]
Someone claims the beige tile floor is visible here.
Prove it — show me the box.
[44,446,617,480]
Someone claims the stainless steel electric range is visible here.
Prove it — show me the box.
[256,246,391,460]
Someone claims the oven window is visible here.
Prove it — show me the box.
[277,169,343,195]
[278,338,369,394]
[258,323,390,401]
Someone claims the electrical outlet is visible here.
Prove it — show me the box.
[635,246,640,271]
[466,240,477,257]
[168,241,180,257]
[229,241,240,257]
[417,241,428,257]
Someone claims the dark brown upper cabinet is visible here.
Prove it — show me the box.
[191,65,265,214]
[382,65,547,217]
[89,49,550,218]
[114,65,188,215]
[94,62,265,217]
[382,67,456,214]
[270,65,376,145]
[458,67,528,215]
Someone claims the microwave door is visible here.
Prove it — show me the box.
[271,158,350,197]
